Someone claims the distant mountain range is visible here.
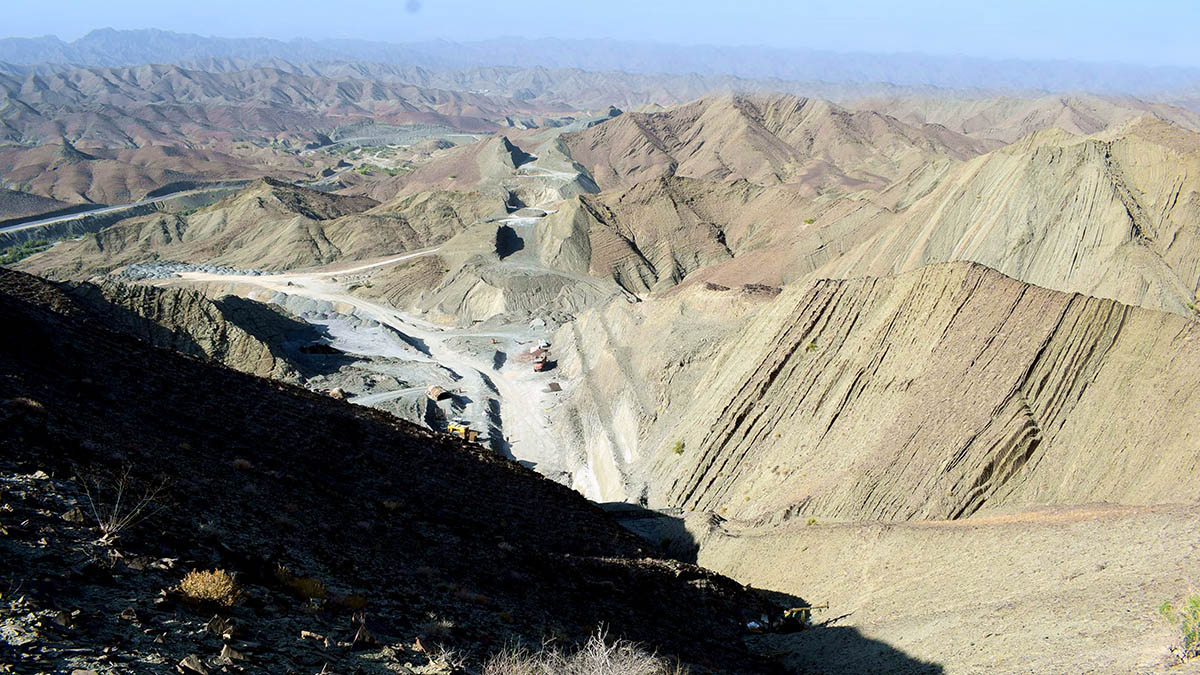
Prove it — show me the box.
[3,28,1200,96]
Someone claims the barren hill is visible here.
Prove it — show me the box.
[0,64,518,147]
[818,118,1200,316]
[0,141,309,208]
[0,267,775,672]
[853,94,1200,143]
[63,279,307,380]
[563,94,996,193]
[17,179,404,278]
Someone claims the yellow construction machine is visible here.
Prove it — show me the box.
[447,419,478,442]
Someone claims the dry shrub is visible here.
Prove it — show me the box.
[418,614,455,641]
[484,631,686,675]
[273,564,327,599]
[179,569,241,607]
[76,466,168,545]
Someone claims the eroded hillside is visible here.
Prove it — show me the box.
[819,118,1200,317]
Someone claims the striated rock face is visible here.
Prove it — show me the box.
[64,280,303,381]
[648,262,1200,522]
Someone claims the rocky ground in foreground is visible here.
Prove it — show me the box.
[0,268,779,674]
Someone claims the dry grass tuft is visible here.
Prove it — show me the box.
[484,631,686,675]
[418,614,456,641]
[179,569,241,607]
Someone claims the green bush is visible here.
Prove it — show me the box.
[0,240,53,265]
[804,218,815,224]
[1160,594,1200,662]
[671,440,685,455]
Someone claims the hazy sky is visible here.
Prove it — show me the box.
[4,0,1198,68]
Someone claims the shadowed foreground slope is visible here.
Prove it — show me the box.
[0,268,778,672]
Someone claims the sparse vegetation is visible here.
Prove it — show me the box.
[418,614,456,641]
[179,569,242,607]
[0,239,53,265]
[671,440,685,455]
[806,517,819,526]
[429,645,468,671]
[274,564,327,600]
[804,217,815,224]
[75,466,168,545]
[357,163,411,176]
[1160,594,1200,662]
[484,631,686,675]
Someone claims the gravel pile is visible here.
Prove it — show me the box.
[117,260,264,280]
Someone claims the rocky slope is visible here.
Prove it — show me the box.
[549,261,1200,517]
[63,279,306,380]
[0,267,776,673]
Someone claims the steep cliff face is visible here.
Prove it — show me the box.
[65,280,303,380]
[647,263,1200,522]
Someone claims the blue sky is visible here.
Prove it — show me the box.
[3,0,1197,67]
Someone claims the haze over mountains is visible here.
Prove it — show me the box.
[5,28,1200,96]
[5,19,1200,674]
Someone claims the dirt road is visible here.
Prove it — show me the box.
[173,251,566,476]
